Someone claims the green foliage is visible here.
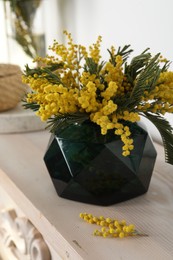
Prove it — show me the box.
[84,58,105,76]
[23,100,40,111]
[46,113,89,133]
[108,45,133,66]
[143,112,173,165]
[112,51,161,114]
[123,53,161,109]
[125,48,151,83]
[24,64,64,85]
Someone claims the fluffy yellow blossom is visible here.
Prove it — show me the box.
[118,111,140,123]
[79,213,147,238]
[101,100,117,116]
[101,81,118,100]
[101,55,124,95]
[89,35,102,63]
[114,124,134,156]
[78,81,101,112]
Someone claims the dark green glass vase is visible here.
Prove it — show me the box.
[44,121,157,206]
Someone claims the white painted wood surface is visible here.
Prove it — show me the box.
[0,130,173,260]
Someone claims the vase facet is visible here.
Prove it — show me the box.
[44,121,157,205]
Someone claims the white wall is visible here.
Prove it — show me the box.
[0,1,8,63]
[69,0,173,68]
[1,0,173,67]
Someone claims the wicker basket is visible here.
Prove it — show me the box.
[0,64,27,112]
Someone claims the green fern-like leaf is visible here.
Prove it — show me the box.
[84,58,98,74]
[84,58,105,76]
[24,63,63,76]
[107,45,133,66]
[123,53,161,110]
[117,45,134,63]
[143,112,173,165]
[22,100,40,111]
[125,48,151,83]
[46,113,89,133]
[24,63,64,85]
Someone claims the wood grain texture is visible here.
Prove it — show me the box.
[0,131,173,260]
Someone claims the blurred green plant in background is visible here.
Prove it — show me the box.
[3,0,43,59]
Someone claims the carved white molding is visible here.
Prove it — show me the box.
[0,208,51,260]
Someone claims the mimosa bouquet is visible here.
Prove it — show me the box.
[22,31,173,163]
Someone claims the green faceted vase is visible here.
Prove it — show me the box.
[44,121,157,205]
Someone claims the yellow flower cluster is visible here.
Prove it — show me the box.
[101,55,124,95]
[89,35,102,64]
[23,75,79,121]
[23,31,173,157]
[79,213,146,238]
[142,71,173,114]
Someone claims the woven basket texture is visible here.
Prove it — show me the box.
[0,64,26,112]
